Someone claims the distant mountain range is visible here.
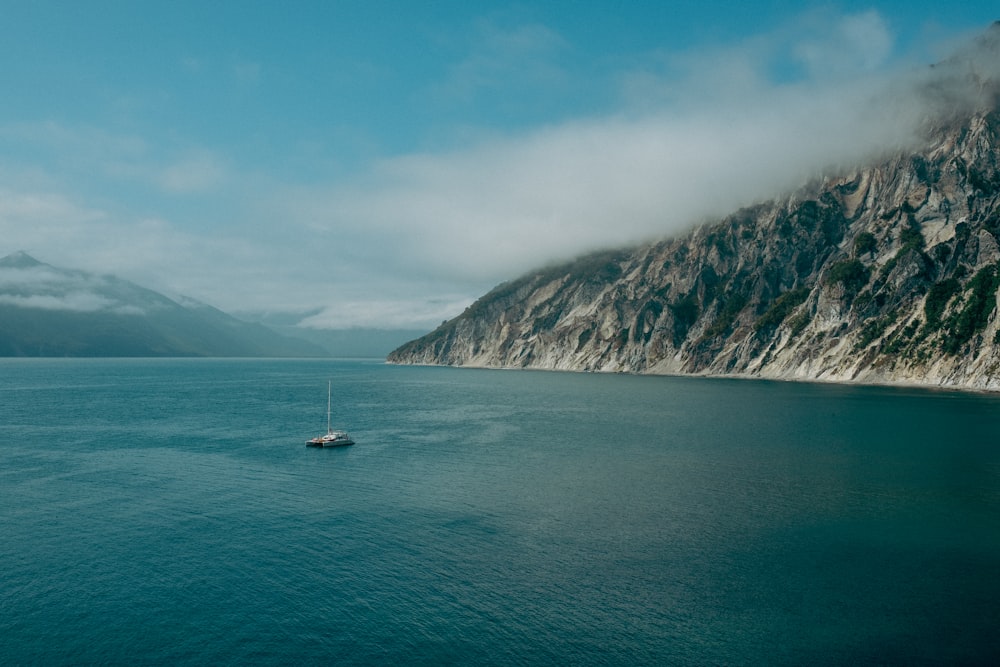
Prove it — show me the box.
[0,251,327,357]
[245,315,432,359]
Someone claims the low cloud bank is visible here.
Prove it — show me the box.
[311,15,998,288]
[0,265,146,314]
[0,292,143,314]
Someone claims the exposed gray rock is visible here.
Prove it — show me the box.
[390,28,1000,392]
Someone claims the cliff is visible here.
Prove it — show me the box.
[389,26,1000,391]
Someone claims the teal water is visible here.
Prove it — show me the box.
[1,359,998,665]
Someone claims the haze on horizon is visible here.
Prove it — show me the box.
[0,1,996,330]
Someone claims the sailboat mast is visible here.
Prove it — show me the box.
[326,380,332,434]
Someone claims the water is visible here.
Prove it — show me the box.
[1,359,998,665]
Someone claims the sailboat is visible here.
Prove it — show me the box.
[306,381,355,447]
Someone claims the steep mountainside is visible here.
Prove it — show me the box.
[0,252,325,357]
[389,27,1000,391]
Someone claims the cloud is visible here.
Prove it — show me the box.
[0,121,148,162]
[0,265,146,314]
[431,20,570,105]
[0,265,71,288]
[0,190,202,298]
[0,121,229,196]
[298,11,995,299]
[297,295,473,330]
[0,292,143,314]
[791,9,894,78]
[621,8,898,109]
[156,150,229,193]
[307,85,915,285]
[0,189,100,223]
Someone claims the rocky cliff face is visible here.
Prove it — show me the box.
[389,28,1000,391]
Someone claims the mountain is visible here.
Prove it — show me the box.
[389,25,1000,392]
[0,252,326,357]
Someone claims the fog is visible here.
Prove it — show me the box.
[0,11,996,329]
[298,15,996,294]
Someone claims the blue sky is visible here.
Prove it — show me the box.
[0,2,997,329]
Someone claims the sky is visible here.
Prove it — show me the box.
[0,1,997,330]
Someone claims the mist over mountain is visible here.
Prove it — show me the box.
[0,252,325,357]
[389,23,1000,392]
[239,308,429,358]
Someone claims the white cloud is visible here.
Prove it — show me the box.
[305,79,925,285]
[156,150,229,193]
[792,9,894,77]
[0,190,204,301]
[297,295,473,330]
[0,189,110,253]
[0,265,70,287]
[0,291,143,314]
[620,9,899,112]
[0,263,148,314]
[0,121,148,161]
[297,10,995,294]
[0,120,229,196]
[431,20,570,104]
